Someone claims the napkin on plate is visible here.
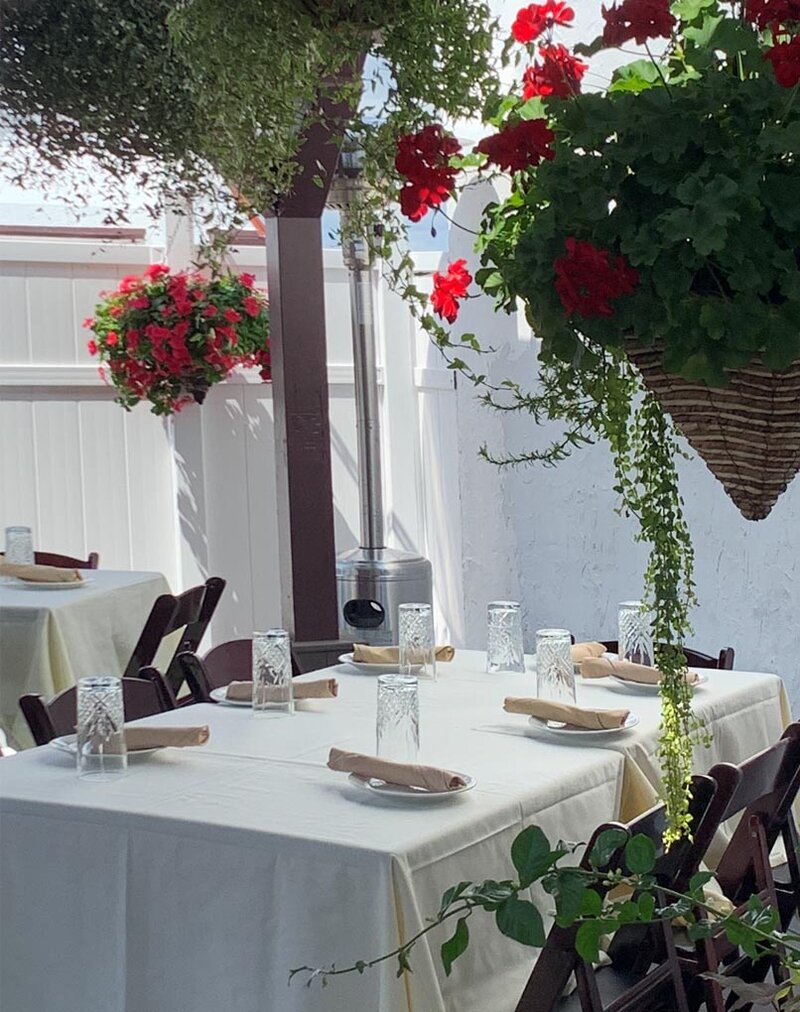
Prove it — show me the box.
[580,656,699,685]
[124,725,209,750]
[352,644,455,664]
[327,746,467,792]
[570,641,606,664]
[225,678,338,701]
[504,697,630,730]
[0,560,83,583]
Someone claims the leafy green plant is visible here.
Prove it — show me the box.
[291,822,800,1010]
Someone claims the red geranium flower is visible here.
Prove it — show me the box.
[395,125,462,222]
[512,1,575,43]
[82,317,94,329]
[522,43,588,99]
[118,275,142,294]
[765,35,800,86]
[476,119,556,172]
[554,238,638,318]
[240,273,256,289]
[144,263,170,280]
[746,0,800,29]
[202,304,218,318]
[430,259,472,323]
[602,0,675,46]
[129,296,150,310]
[242,296,262,318]
[223,308,242,324]
[106,332,120,347]
[86,339,98,356]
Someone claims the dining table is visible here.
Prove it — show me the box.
[0,569,169,747]
[0,650,791,1012]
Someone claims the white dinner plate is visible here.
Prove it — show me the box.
[347,772,476,802]
[527,711,640,739]
[209,687,252,707]
[15,577,93,591]
[50,734,163,757]
[337,653,422,675]
[607,673,707,695]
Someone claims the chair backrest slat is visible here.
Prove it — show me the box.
[2,550,99,569]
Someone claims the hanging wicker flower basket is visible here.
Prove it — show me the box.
[626,340,800,520]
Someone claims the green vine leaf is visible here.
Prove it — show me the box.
[511,826,557,888]
[441,916,470,977]
[495,897,546,948]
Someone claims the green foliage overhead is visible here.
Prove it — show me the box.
[480,71,800,387]
[0,0,500,214]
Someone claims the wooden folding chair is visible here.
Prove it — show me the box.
[600,642,735,670]
[19,669,174,746]
[686,723,800,1012]
[516,766,741,1012]
[125,577,226,697]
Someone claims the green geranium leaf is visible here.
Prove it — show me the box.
[495,897,546,948]
[441,916,470,977]
[609,60,662,94]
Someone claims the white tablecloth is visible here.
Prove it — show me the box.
[0,651,790,1012]
[0,570,169,746]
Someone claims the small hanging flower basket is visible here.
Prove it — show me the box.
[85,265,270,416]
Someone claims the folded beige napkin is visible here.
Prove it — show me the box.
[504,697,630,730]
[580,656,699,685]
[124,725,209,750]
[0,560,82,583]
[570,641,606,664]
[327,746,466,792]
[225,678,338,701]
[352,643,455,664]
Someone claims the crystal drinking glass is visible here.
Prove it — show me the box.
[5,526,34,565]
[486,601,525,673]
[398,602,436,680]
[77,676,127,779]
[252,629,294,715]
[376,674,419,762]
[535,629,576,703]
[618,601,654,666]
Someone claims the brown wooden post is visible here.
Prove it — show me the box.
[264,101,353,640]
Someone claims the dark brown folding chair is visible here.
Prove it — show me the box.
[125,577,226,698]
[19,668,174,746]
[291,639,354,674]
[600,642,735,670]
[177,636,354,703]
[1,550,99,568]
[516,767,741,1012]
[684,723,800,1011]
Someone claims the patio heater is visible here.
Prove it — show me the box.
[329,148,433,645]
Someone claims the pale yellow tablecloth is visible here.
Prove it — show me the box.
[0,570,169,747]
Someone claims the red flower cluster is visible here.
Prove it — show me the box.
[522,43,588,99]
[430,260,472,323]
[554,238,638,318]
[476,118,556,172]
[765,35,800,86]
[395,125,462,221]
[511,1,574,43]
[746,0,800,29]
[85,266,270,414]
[602,0,676,46]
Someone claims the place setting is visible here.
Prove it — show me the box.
[1,526,93,590]
[48,676,209,776]
[338,602,454,678]
[327,653,475,805]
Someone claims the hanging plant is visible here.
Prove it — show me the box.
[381,0,800,837]
[85,265,270,415]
